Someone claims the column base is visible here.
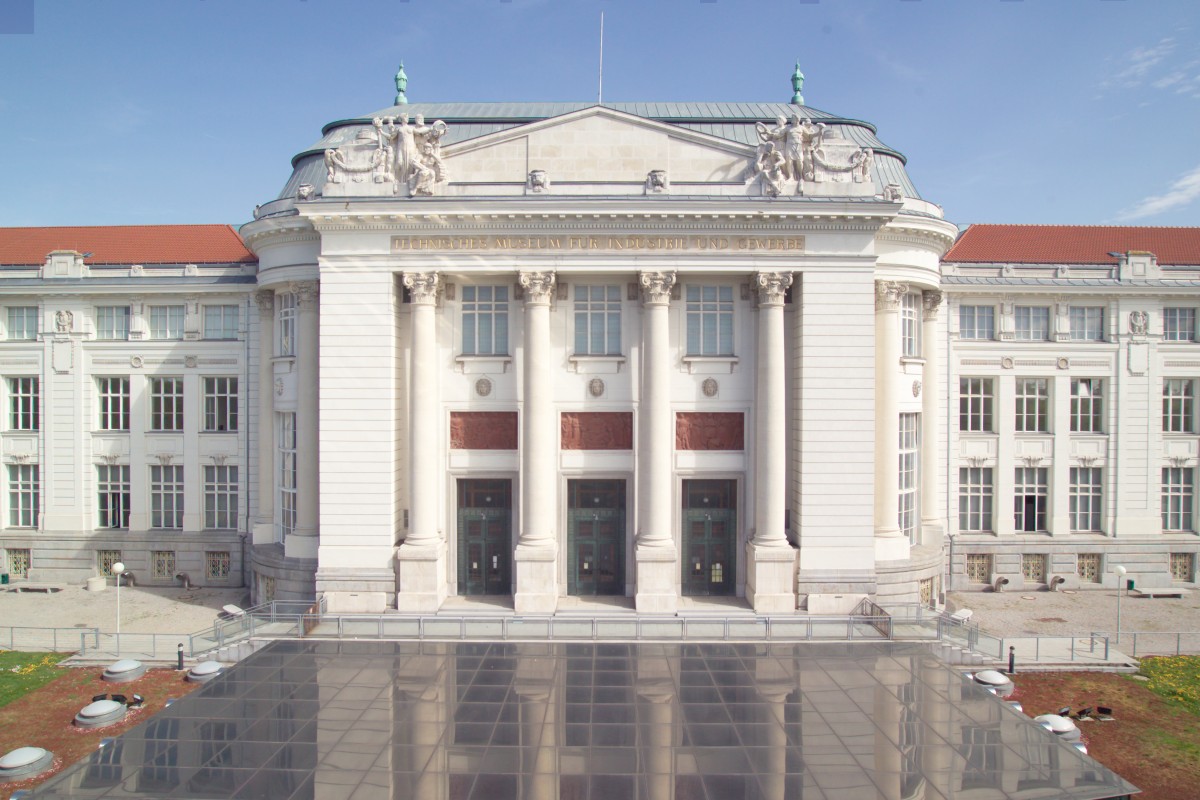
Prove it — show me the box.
[396,540,448,612]
[875,534,910,562]
[251,519,275,546]
[284,533,318,560]
[919,518,945,549]
[514,544,558,614]
[635,544,678,614]
[745,542,797,613]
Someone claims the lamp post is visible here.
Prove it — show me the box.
[112,561,125,655]
[1115,565,1127,644]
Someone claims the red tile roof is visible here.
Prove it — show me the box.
[0,225,255,266]
[944,225,1200,266]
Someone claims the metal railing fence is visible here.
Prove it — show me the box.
[1088,631,1200,657]
[0,626,99,653]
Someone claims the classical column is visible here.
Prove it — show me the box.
[252,290,275,547]
[919,289,944,546]
[514,270,558,614]
[396,272,446,611]
[636,271,678,614]
[875,281,907,560]
[286,281,319,560]
[747,271,798,613]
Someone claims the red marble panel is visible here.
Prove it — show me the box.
[450,411,518,450]
[675,412,745,451]
[561,412,633,450]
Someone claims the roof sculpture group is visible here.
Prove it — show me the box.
[752,113,874,197]
[323,114,449,197]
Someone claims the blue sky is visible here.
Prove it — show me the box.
[1,0,1198,229]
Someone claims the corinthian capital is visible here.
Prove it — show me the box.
[755,271,793,307]
[922,289,944,319]
[253,289,274,314]
[402,272,439,306]
[518,271,556,305]
[874,280,907,312]
[639,271,677,306]
[290,281,319,309]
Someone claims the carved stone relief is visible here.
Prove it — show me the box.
[912,380,922,398]
[1130,310,1148,336]
[646,170,668,194]
[560,412,633,450]
[528,170,551,193]
[750,113,875,196]
[450,411,518,450]
[130,356,144,369]
[54,310,73,333]
[475,378,493,397]
[588,378,605,398]
[701,378,719,398]
[675,412,745,451]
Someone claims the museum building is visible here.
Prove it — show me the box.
[1,73,1196,613]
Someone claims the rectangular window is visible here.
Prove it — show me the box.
[95,306,130,340]
[965,553,993,584]
[203,305,240,340]
[203,377,238,432]
[97,465,130,529]
[204,465,238,530]
[6,307,37,340]
[7,464,38,528]
[206,551,232,580]
[901,293,921,357]
[98,550,123,577]
[898,413,919,542]
[6,548,30,578]
[1069,467,1103,532]
[1164,308,1197,342]
[958,305,995,340]
[1015,378,1049,433]
[276,292,296,357]
[1014,306,1050,341]
[1163,379,1196,433]
[7,377,38,431]
[1170,552,1195,582]
[148,305,185,340]
[959,378,994,433]
[1078,553,1101,583]
[573,285,621,356]
[1021,554,1047,583]
[1069,306,1104,341]
[97,377,130,431]
[685,285,734,356]
[1014,467,1048,532]
[1162,467,1194,532]
[150,465,184,529]
[461,285,509,356]
[958,467,994,532]
[151,551,176,580]
[278,413,297,542]
[150,377,184,431]
[1070,378,1104,433]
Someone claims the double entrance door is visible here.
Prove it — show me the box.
[567,479,626,596]
[457,479,512,595]
[682,479,737,596]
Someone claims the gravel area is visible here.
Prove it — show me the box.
[0,583,247,635]
[947,589,1200,638]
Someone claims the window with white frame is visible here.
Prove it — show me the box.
[150,465,184,529]
[148,305,185,340]
[203,305,240,340]
[203,377,238,432]
[898,413,919,542]
[6,307,37,340]
[278,412,297,542]
[7,464,38,528]
[1069,467,1103,532]
[1164,308,1197,342]
[95,306,130,340]
[1014,306,1050,341]
[959,305,995,340]
[276,292,296,356]
[97,465,130,529]
[150,377,183,431]
[97,377,130,431]
[958,467,993,532]
[7,377,37,431]
[901,293,921,357]
[573,285,621,355]
[461,285,509,356]
[204,465,238,530]
[1070,378,1104,433]
[1014,467,1048,532]
[1163,379,1196,433]
[1162,467,1194,532]
[685,285,734,356]
[959,378,994,432]
[1015,378,1049,433]
[1069,306,1104,341]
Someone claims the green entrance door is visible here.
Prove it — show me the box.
[457,479,512,595]
[567,480,626,596]
[682,479,736,596]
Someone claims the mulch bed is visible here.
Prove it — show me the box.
[1012,671,1200,800]
[0,666,200,799]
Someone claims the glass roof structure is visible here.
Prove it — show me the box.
[26,640,1137,800]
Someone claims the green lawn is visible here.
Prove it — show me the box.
[0,651,69,708]
[1138,655,1200,715]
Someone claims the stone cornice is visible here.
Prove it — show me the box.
[876,225,957,253]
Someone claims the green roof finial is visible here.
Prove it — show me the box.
[394,62,409,105]
[790,61,805,105]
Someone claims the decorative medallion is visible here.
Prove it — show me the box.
[1000,356,1014,370]
[912,380,922,398]
[588,378,605,398]
[185,355,198,368]
[702,378,719,398]
[1057,357,1070,370]
[274,377,284,396]
[475,377,493,397]
[129,356,144,369]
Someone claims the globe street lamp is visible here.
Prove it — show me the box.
[112,561,125,655]
[1114,565,1127,644]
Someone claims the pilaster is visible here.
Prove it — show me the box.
[252,290,275,546]
[874,280,906,561]
[919,289,944,546]
[286,280,319,560]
